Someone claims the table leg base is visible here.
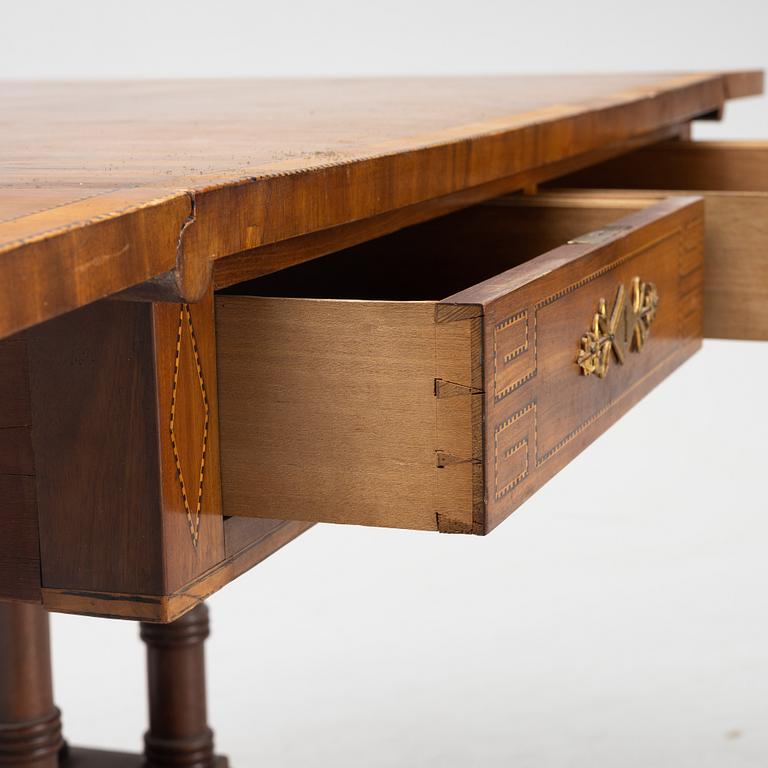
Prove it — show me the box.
[0,603,228,768]
[61,746,229,767]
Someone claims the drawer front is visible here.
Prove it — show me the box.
[551,140,768,340]
[216,195,704,534]
[445,197,703,532]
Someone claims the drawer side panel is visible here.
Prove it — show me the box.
[216,298,442,530]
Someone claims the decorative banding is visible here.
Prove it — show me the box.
[492,219,701,506]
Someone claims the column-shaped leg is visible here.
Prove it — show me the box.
[0,602,64,768]
[140,604,224,768]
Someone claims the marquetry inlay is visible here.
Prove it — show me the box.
[169,303,210,547]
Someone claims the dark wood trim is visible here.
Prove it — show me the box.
[0,338,41,604]
[0,602,63,768]
[140,604,225,768]
[61,748,227,768]
[41,520,312,623]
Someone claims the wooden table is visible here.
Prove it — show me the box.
[0,72,765,766]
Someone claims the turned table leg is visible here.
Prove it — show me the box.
[140,604,225,768]
[0,601,226,768]
[0,602,64,768]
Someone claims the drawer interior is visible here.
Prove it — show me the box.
[550,140,768,193]
[216,192,703,533]
[220,194,664,302]
[548,140,768,340]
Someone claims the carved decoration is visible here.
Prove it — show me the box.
[577,277,659,378]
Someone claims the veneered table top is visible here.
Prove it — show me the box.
[0,71,762,338]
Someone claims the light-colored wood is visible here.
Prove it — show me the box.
[721,70,765,99]
[152,293,226,593]
[0,73,762,340]
[553,140,768,193]
[215,292,485,531]
[0,191,191,342]
[434,308,483,532]
[215,194,704,534]
[700,194,767,340]
[216,298,455,530]
[211,123,688,291]
[550,141,768,339]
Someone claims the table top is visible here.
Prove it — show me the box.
[1,71,762,339]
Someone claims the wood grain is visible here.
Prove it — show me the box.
[151,292,225,594]
[215,194,704,533]
[223,516,300,559]
[550,141,768,339]
[447,196,704,531]
[141,605,221,767]
[28,301,167,596]
[0,339,32,427]
[0,476,41,603]
[0,602,63,766]
[0,337,41,603]
[26,292,224,606]
[22,285,313,619]
[0,191,190,343]
[554,139,768,191]
[0,339,35,478]
[41,520,311,622]
[217,298,443,530]
[0,73,761,339]
[211,123,688,291]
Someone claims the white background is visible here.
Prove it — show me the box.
[3,1,768,766]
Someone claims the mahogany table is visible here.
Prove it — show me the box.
[0,72,765,766]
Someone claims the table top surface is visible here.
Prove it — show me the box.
[0,71,762,339]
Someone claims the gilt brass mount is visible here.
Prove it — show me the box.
[577,277,659,378]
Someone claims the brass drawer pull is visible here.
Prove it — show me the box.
[577,277,659,378]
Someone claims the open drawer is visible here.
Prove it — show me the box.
[215,193,704,534]
[549,140,768,340]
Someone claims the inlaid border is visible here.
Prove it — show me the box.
[493,309,536,401]
[491,226,695,499]
[493,402,536,500]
